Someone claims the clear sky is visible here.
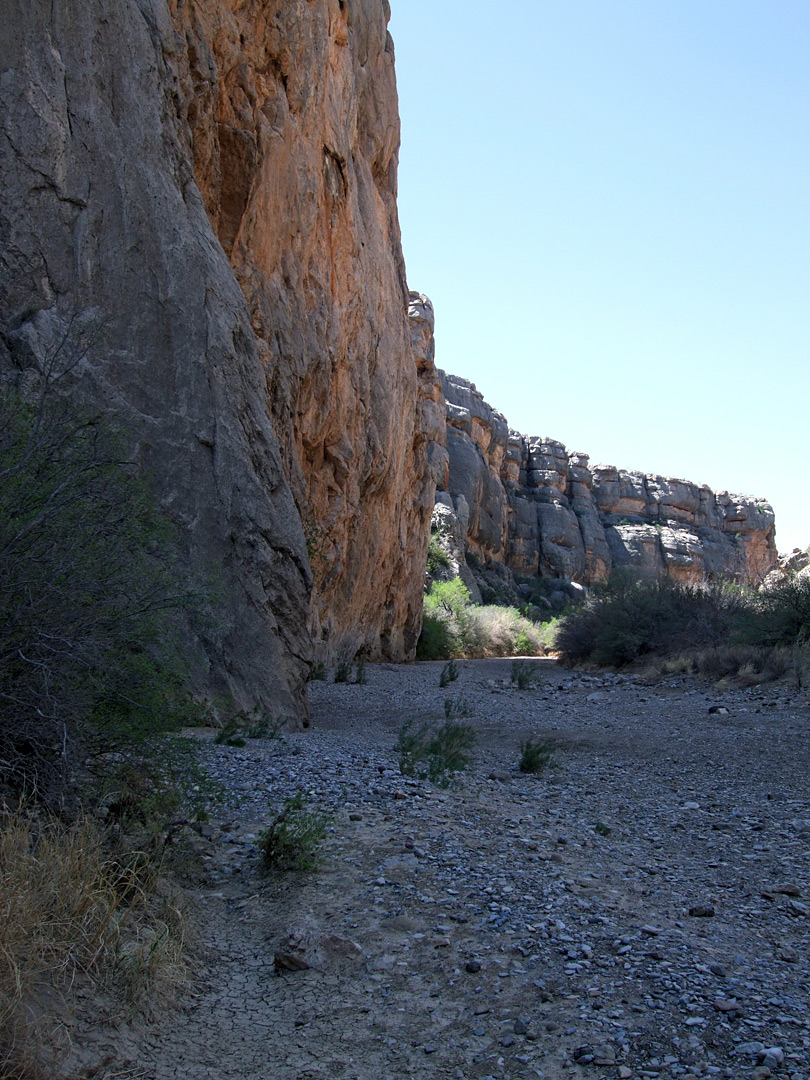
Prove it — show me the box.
[388,1,809,553]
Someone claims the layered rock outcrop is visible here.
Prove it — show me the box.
[0,0,442,722]
[436,373,777,596]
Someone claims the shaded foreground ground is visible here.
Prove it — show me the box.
[69,660,810,1079]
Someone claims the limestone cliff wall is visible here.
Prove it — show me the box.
[169,0,444,660]
[437,373,777,592]
[0,0,443,724]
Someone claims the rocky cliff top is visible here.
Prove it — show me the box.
[436,371,777,593]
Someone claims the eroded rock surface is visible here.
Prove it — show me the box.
[0,0,311,721]
[437,372,777,596]
[170,0,445,661]
[0,0,444,723]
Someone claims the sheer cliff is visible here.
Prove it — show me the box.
[436,372,777,598]
[0,0,443,724]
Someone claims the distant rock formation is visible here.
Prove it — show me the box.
[435,372,777,600]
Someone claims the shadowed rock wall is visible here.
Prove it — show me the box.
[437,372,777,592]
[0,0,444,724]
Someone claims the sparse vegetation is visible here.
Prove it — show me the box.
[439,659,459,687]
[355,655,368,685]
[0,380,206,803]
[417,578,554,660]
[334,656,353,683]
[426,531,451,576]
[518,737,554,774]
[396,718,476,788]
[308,662,327,682]
[259,792,329,874]
[443,694,471,719]
[511,659,540,690]
[0,805,186,1078]
[555,573,810,685]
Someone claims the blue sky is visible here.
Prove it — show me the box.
[388,1,809,552]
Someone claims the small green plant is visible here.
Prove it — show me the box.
[259,792,329,873]
[443,694,471,719]
[439,659,459,687]
[355,655,368,685]
[334,656,353,683]
[426,532,451,576]
[308,662,327,682]
[595,821,612,837]
[396,718,476,788]
[512,659,539,690]
[214,719,246,747]
[518,737,554,774]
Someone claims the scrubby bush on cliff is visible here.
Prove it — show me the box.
[417,578,552,660]
[0,386,204,802]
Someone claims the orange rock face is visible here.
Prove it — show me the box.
[169,0,444,660]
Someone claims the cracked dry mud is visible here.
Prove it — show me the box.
[71,659,810,1080]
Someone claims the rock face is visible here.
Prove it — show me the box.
[170,0,444,661]
[0,0,442,722]
[436,372,777,596]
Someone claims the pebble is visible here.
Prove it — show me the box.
[98,661,810,1080]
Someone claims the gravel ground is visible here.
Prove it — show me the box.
[69,659,810,1080]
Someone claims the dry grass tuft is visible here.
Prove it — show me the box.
[0,805,187,1079]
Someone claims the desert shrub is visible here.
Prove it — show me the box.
[308,662,327,682]
[334,655,353,683]
[426,532,451,576]
[511,659,540,690]
[396,718,476,788]
[439,659,459,687]
[519,737,554,774]
[745,577,810,647]
[555,577,750,667]
[418,579,551,660]
[0,384,205,802]
[0,806,186,1077]
[417,613,457,660]
[354,655,368,685]
[443,694,471,719]
[424,577,473,620]
[213,708,283,748]
[259,792,328,874]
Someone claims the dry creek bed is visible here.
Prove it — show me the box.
[69,659,810,1080]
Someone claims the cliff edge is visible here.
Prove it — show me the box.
[436,372,777,600]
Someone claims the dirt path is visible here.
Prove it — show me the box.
[69,660,810,1080]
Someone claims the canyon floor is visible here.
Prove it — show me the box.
[71,660,810,1080]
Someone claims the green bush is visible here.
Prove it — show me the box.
[426,532,451,576]
[511,659,540,690]
[417,578,552,660]
[555,577,749,668]
[259,792,328,873]
[0,384,204,801]
[396,718,476,788]
[443,694,471,719]
[439,659,459,687]
[416,613,457,660]
[519,737,554,774]
[746,577,810,647]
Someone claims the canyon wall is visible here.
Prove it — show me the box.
[436,373,777,599]
[0,0,442,723]
[169,0,445,660]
